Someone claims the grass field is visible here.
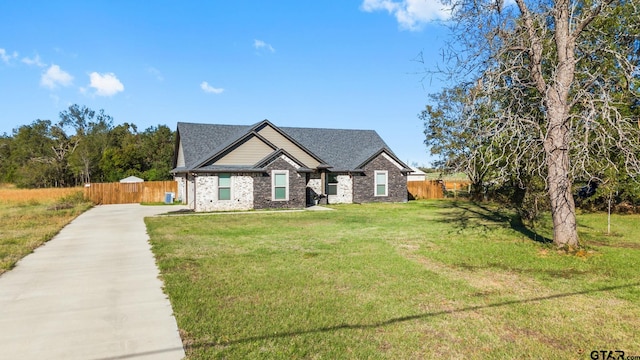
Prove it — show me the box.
[423,171,470,181]
[0,187,92,275]
[147,201,640,359]
[0,184,85,202]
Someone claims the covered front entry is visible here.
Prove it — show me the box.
[305,172,325,207]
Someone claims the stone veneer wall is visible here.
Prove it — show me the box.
[307,174,322,196]
[306,173,323,206]
[193,174,254,212]
[174,175,186,203]
[352,154,407,203]
[186,174,195,209]
[253,156,306,209]
[327,174,353,204]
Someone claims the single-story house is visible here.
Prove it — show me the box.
[171,120,411,212]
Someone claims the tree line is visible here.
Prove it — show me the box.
[421,0,640,247]
[0,105,175,188]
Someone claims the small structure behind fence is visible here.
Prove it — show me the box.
[408,180,472,200]
[84,181,178,205]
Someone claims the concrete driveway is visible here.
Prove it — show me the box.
[0,204,186,360]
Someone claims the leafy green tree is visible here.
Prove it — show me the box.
[48,121,77,187]
[99,123,144,181]
[3,105,175,187]
[432,0,640,247]
[12,120,57,187]
[139,125,174,181]
[61,105,114,184]
[0,134,13,184]
[422,82,550,223]
[421,85,498,201]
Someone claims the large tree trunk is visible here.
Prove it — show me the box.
[545,77,579,248]
[539,0,580,248]
[545,131,579,248]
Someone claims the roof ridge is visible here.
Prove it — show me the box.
[281,125,376,132]
[177,121,247,127]
[178,122,377,133]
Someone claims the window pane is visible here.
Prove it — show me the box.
[274,173,286,187]
[376,184,386,196]
[218,174,230,187]
[328,174,338,183]
[327,184,337,196]
[219,188,231,200]
[376,173,386,185]
[275,187,286,200]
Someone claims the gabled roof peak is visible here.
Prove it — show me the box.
[248,119,273,131]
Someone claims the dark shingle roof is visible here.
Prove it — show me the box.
[281,127,392,171]
[173,121,407,173]
[176,122,250,169]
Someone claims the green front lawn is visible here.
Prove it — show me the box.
[147,201,640,359]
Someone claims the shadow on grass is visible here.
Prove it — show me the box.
[432,200,553,244]
[457,262,589,279]
[187,282,639,350]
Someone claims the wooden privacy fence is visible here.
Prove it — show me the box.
[443,180,472,197]
[83,181,178,205]
[408,180,444,200]
[407,180,472,200]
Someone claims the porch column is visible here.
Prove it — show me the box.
[320,171,326,205]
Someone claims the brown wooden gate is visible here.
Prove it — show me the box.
[83,181,178,205]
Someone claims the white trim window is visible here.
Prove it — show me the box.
[326,173,338,196]
[375,170,388,196]
[272,170,289,201]
[218,174,231,200]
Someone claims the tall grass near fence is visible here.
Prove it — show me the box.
[0,187,92,275]
[0,186,84,204]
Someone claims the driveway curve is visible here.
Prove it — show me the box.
[0,204,186,360]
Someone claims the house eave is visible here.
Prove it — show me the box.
[170,167,188,175]
[356,147,411,171]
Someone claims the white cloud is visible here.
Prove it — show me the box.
[200,81,224,94]
[41,64,74,88]
[0,48,18,64]
[89,72,124,96]
[22,54,46,67]
[361,0,450,30]
[253,39,275,53]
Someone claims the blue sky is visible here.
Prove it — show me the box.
[0,0,451,166]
